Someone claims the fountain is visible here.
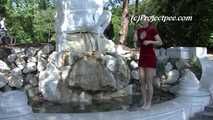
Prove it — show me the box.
[39,0,130,104]
[0,0,212,120]
[36,1,211,120]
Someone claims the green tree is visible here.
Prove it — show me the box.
[140,0,213,47]
[4,0,56,43]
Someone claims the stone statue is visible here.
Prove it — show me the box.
[56,0,113,52]
[38,0,130,103]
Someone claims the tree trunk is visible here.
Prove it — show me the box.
[119,0,129,45]
[133,0,139,48]
[135,0,139,15]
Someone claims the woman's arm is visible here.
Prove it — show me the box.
[143,34,163,46]
[133,31,139,48]
[153,34,163,46]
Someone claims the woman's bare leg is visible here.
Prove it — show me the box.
[144,68,156,109]
[139,67,146,107]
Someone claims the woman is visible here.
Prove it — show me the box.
[134,20,163,110]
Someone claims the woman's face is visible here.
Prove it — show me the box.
[142,20,149,28]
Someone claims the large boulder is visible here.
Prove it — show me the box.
[68,56,117,91]
[7,68,24,88]
[0,60,10,72]
[39,63,61,101]
[0,74,7,88]
[23,62,37,73]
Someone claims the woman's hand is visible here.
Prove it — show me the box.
[143,34,163,46]
[143,40,153,46]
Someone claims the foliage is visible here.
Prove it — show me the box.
[139,0,213,48]
[0,0,7,16]
[3,0,56,43]
[1,0,213,47]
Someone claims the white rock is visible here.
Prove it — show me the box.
[113,56,131,89]
[116,45,129,55]
[130,60,138,69]
[11,67,22,76]
[116,45,132,59]
[37,57,47,72]
[16,51,26,58]
[8,68,24,88]
[15,57,26,70]
[60,66,71,81]
[79,91,92,105]
[25,74,38,87]
[132,51,140,60]
[7,54,17,63]
[48,51,58,63]
[27,57,37,63]
[25,47,38,57]
[103,39,116,53]
[165,62,173,72]
[48,51,70,68]
[37,50,48,59]
[68,56,117,91]
[23,62,37,73]
[0,60,10,72]
[39,63,61,101]
[11,47,25,54]
[104,55,117,72]
[131,70,140,80]
[41,44,54,55]
[0,74,7,88]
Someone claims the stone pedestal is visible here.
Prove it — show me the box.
[173,69,210,118]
